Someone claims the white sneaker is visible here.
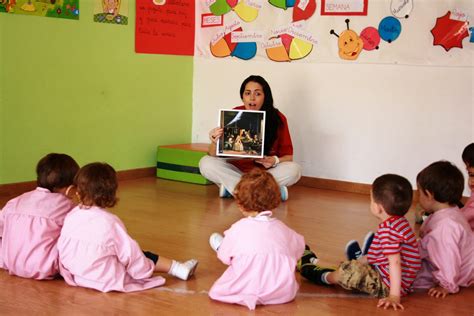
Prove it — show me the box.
[209,232,224,252]
[169,259,198,280]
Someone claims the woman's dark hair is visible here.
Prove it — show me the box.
[36,153,79,192]
[372,174,413,216]
[234,168,280,213]
[240,75,282,155]
[462,143,474,167]
[416,161,464,206]
[75,162,118,208]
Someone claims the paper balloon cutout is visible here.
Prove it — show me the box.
[210,28,257,60]
[390,0,413,19]
[330,19,363,60]
[378,16,402,43]
[265,34,313,62]
[431,11,469,51]
[209,0,259,22]
[360,27,380,50]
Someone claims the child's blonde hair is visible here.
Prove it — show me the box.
[234,168,280,213]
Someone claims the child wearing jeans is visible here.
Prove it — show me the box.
[208,168,305,310]
[461,143,474,230]
[413,161,474,297]
[57,162,198,293]
[0,153,79,279]
[299,174,421,311]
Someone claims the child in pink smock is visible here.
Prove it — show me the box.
[461,143,474,230]
[414,161,474,298]
[57,162,198,293]
[0,153,79,279]
[208,168,305,310]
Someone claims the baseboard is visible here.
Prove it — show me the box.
[297,176,371,195]
[0,167,156,199]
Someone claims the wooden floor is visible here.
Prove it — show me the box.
[0,178,473,315]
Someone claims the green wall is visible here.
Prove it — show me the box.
[0,3,193,184]
[0,17,4,182]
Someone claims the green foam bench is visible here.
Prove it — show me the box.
[156,143,212,185]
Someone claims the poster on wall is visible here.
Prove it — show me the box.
[135,0,195,55]
[320,0,368,16]
[0,0,79,20]
[93,0,128,25]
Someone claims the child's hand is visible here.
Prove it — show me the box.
[428,286,449,298]
[377,295,404,310]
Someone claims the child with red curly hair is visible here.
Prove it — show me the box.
[208,168,305,310]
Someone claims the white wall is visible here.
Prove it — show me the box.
[192,2,474,195]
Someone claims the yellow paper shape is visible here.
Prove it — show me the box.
[266,45,290,62]
[210,38,232,57]
[289,38,313,60]
[233,1,258,22]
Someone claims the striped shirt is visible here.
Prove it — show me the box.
[367,216,421,295]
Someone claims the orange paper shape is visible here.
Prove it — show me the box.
[210,37,232,57]
[266,45,291,62]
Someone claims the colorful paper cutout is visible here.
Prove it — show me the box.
[470,27,474,43]
[210,0,232,15]
[330,19,364,60]
[293,0,316,22]
[269,0,289,10]
[378,16,402,43]
[269,0,316,22]
[210,27,257,60]
[233,1,258,22]
[390,0,413,19]
[360,27,380,50]
[265,27,315,62]
[289,37,313,59]
[209,0,259,22]
[266,44,291,61]
[431,11,470,51]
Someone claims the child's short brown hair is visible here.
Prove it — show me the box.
[36,153,79,192]
[234,168,280,213]
[462,143,474,167]
[75,162,118,208]
[416,161,464,206]
[372,174,413,216]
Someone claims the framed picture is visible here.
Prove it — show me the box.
[216,109,265,158]
[321,0,368,16]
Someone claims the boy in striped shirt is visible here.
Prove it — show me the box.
[299,174,421,310]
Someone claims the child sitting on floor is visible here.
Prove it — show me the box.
[0,153,79,279]
[413,160,474,297]
[461,143,474,230]
[299,174,421,311]
[208,168,305,310]
[57,162,198,292]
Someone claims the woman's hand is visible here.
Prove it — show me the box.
[428,286,449,298]
[209,127,223,144]
[377,295,404,310]
[255,156,277,169]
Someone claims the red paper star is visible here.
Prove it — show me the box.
[431,11,469,51]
